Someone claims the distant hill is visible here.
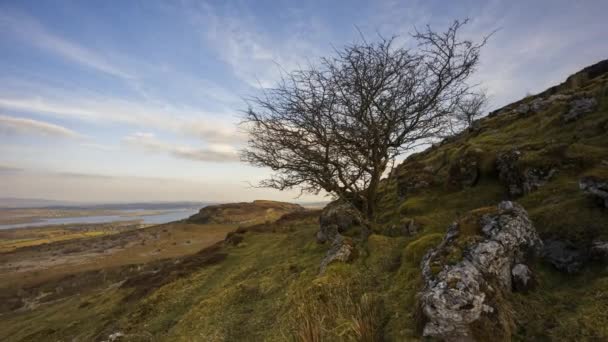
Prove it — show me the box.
[187,200,304,225]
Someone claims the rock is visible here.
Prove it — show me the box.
[396,162,436,199]
[419,201,541,341]
[317,201,361,243]
[541,239,586,273]
[107,332,124,342]
[516,98,549,115]
[547,94,571,102]
[590,241,608,262]
[563,97,598,122]
[579,176,608,208]
[511,264,535,292]
[496,150,555,197]
[317,200,361,272]
[496,150,524,197]
[447,151,480,190]
[516,103,530,115]
[319,235,355,274]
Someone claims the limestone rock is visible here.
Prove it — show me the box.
[447,151,480,190]
[319,235,355,274]
[516,98,547,115]
[541,239,586,274]
[563,97,598,122]
[419,201,541,341]
[317,201,361,243]
[496,150,555,197]
[579,176,608,208]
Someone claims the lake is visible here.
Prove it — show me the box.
[0,208,201,230]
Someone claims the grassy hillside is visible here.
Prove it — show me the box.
[1,61,607,341]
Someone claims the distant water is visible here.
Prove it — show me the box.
[0,208,201,230]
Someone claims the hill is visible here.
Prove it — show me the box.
[187,200,304,225]
[0,61,607,341]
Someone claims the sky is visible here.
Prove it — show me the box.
[0,0,607,203]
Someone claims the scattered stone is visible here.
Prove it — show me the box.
[563,97,598,122]
[542,239,586,274]
[579,176,608,208]
[419,201,541,340]
[319,235,355,274]
[511,264,535,292]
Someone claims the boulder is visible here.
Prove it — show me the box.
[579,176,608,208]
[541,239,586,274]
[317,201,361,243]
[419,201,541,341]
[516,98,547,115]
[496,150,555,197]
[563,97,598,122]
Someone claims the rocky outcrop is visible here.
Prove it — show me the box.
[516,97,548,115]
[447,150,481,190]
[396,163,435,199]
[541,239,586,274]
[316,200,361,243]
[316,201,361,273]
[496,150,556,197]
[419,201,541,341]
[579,176,608,208]
[319,235,356,273]
[563,97,598,122]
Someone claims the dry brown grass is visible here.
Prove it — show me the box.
[290,284,385,342]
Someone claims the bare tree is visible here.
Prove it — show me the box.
[242,20,488,226]
[447,91,488,134]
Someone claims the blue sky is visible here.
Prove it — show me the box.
[0,0,607,202]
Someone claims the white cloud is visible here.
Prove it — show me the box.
[123,132,239,162]
[0,114,84,139]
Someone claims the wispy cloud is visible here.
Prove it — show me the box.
[0,9,133,79]
[184,2,327,88]
[123,132,239,162]
[0,93,245,144]
[0,114,84,139]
